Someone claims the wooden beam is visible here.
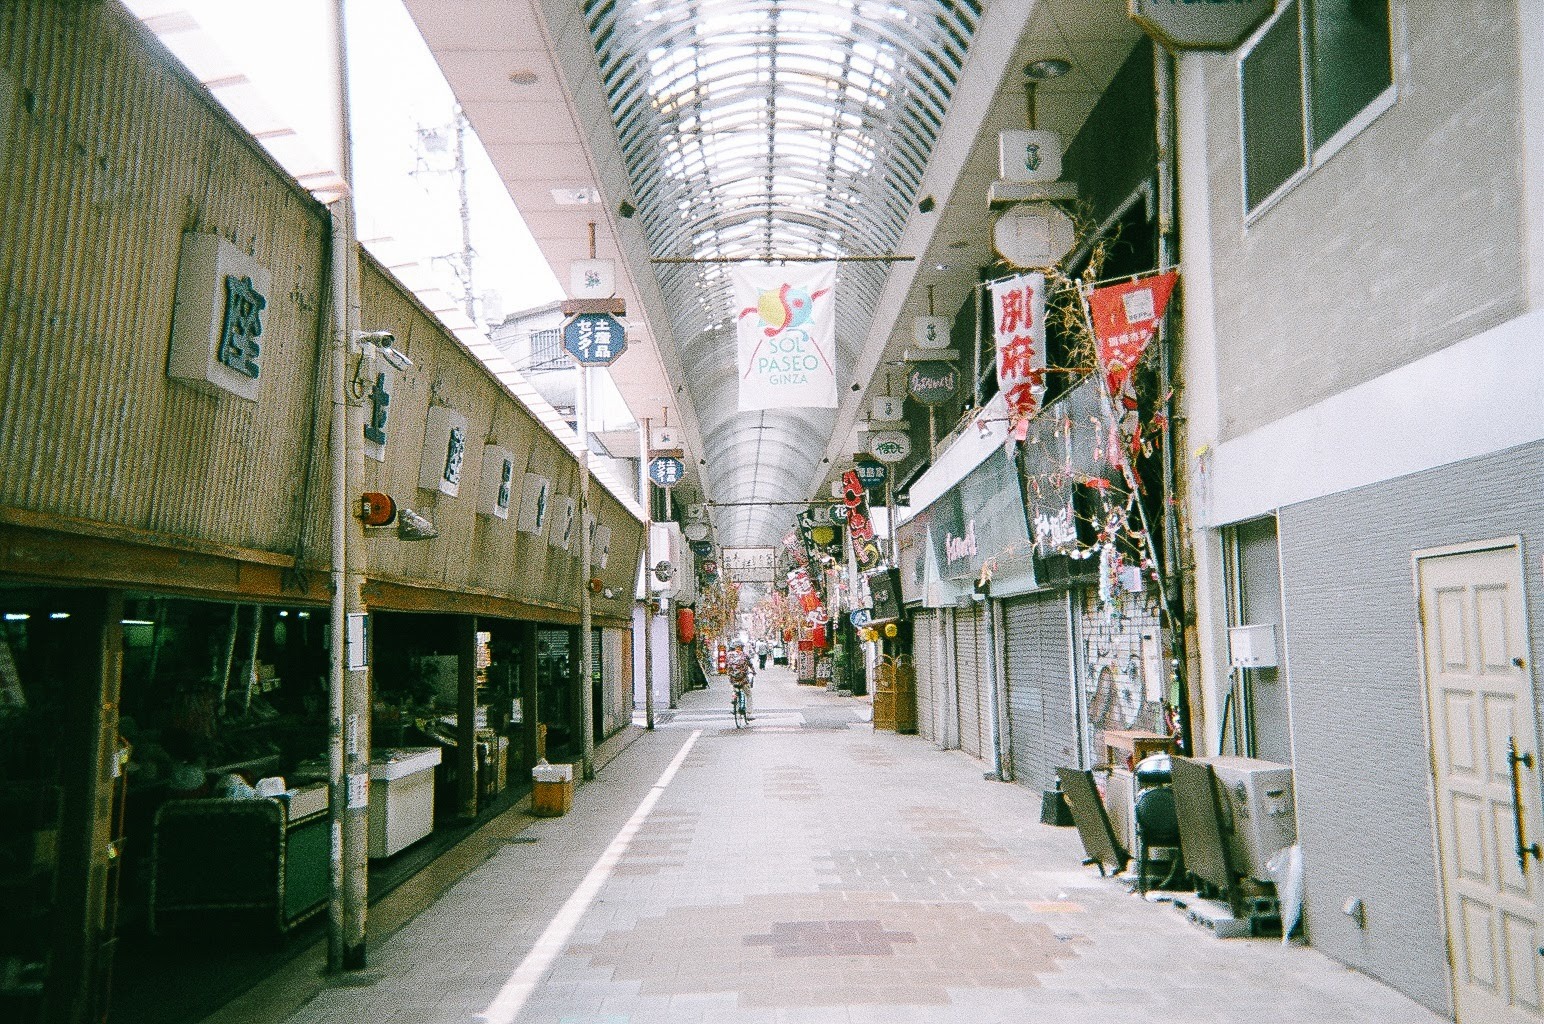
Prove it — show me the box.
[559,297,627,316]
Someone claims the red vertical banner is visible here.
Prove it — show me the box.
[1088,271,1179,410]
[990,272,1047,427]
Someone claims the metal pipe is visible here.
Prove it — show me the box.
[641,417,655,731]
[649,254,913,264]
[577,363,595,780]
[1153,43,1194,758]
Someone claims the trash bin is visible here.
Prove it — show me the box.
[531,760,573,817]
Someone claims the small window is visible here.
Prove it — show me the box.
[1240,0,1393,216]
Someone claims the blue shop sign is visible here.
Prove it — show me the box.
[562,313,627,366]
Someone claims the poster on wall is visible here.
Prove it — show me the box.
[732,261,837,410]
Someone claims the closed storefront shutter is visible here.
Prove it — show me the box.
[954,604,987,759]
[912,610,938,743]
[1003,591,1077,793]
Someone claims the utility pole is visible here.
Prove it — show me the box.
[327,0,369,973]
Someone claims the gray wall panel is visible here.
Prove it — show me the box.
[1278,439,1544,1015]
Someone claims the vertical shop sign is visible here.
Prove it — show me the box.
[991,272,1047,426]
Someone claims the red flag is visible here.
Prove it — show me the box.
[1089,271,1179,408]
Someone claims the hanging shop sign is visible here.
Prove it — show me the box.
[649,423,684,455]
[569,258,616,299]
[991,272,1048,425]
[683,522,709,542]
[854,458,887,492]
[1129,0,1274,50]
[418,406,468,496]
[691,540,714,557]
[562,312,627,365]
[517,473,552,536]
[701,558,719,576]
[869,430,912,464]
[993,202,1076,269]
[648,456,685,488]
[722,546,776,583]
[850,607,873,627]
[865,567,904,622]
[998,128,1063,184]
[829,504,849,523]
[870,395,906,422]
[912,316,951,349]
[478,446,515,519]
[732,261,838,410]
[167,232,270,401]
[1088,270,1180,411]
[907,362,958,406]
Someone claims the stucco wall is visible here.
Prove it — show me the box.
[1278,438,1544,1015]
[1197,0,1525,443]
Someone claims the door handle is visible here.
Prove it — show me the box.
[1508,737,1541,873]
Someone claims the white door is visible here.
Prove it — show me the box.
[1419,542,1543,1021]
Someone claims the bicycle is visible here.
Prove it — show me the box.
[731,684,750,728]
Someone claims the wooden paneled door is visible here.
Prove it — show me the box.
[1418,541,1543,1021]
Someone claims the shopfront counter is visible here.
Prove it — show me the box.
[368,746,441,859]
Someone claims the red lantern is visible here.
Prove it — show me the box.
[676,607,696,644]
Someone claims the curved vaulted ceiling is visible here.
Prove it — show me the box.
[406,0,1143,552]
[581,0,982,546]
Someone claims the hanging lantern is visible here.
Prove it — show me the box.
[884,622,898,638]
[677,607,696,644]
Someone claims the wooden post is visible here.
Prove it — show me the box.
[457,616,478,819]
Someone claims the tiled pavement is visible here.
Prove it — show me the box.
[209,663,1446,1024]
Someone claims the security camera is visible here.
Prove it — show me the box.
[359,330,412,371]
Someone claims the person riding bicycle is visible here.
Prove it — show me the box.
[727,640,755,721]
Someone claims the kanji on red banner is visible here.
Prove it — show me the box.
[1088,271,1179,409]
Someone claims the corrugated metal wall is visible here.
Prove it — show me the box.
[953,604,986,759]
[0,1,330,560]
[0,1,644,618]
[1003,591,1075,794]
[912,610,938,744]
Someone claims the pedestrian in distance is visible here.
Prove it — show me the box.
[755,637,769,669]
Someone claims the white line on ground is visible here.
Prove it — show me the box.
[475,729,702,1024]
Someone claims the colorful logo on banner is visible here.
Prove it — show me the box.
[1088,271,1179,410]
[990,272,1047,427]
[733,262,838,410]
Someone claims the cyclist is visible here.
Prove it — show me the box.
[727,639,755,721]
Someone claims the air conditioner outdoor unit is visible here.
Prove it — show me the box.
[1198,755,1296,882]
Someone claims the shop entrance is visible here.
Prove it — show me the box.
[1417,541,1544,1022]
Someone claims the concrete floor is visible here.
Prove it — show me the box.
[202,662,1447,1024]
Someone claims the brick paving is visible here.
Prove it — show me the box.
[216,663,1447,1024]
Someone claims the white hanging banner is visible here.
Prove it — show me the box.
[990,272,1048,426]
[732,262,838,410]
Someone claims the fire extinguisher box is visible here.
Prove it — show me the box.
[531,761,573,817]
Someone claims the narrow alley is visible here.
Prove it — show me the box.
[204,666,1442,1024]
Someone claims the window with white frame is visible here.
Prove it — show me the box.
[1240,0,1394,215]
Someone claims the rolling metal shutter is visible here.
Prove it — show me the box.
[953,604,988,759]
[1003,591,1077,793]
[912,610,939,744]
